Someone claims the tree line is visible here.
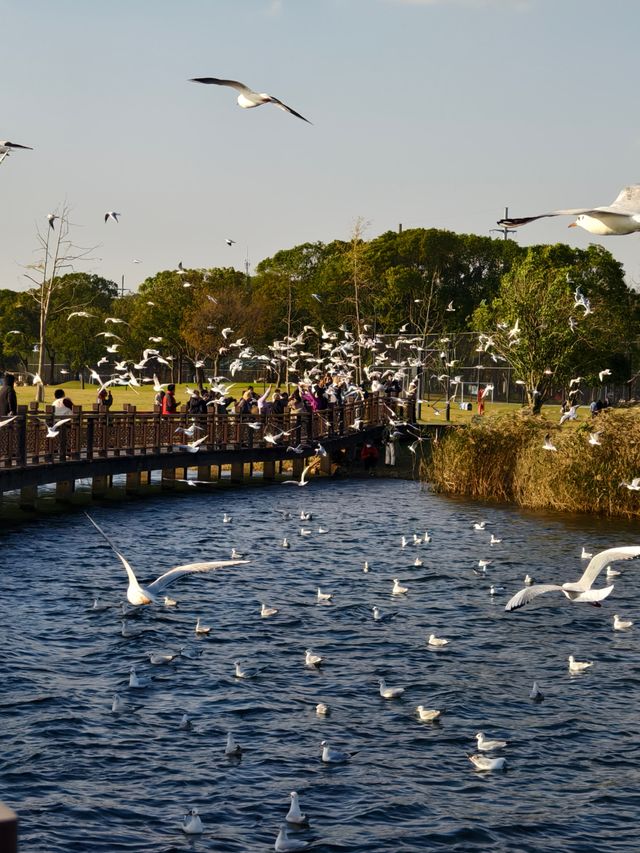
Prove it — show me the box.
[1,218,638,410]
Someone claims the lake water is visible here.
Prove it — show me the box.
[1,478,639,852]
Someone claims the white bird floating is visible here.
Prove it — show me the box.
[182,808,203,834]
[179,713,192,730]
[524,574,534,586]
[305,649,323,668]
[363,560,370,572]
[476,731,507,752]
[416,705,441,722]
[234,660,262,679]
[378,678,405,699]
[498,184,640,236]
[320,740,354,763]
[315,702,329,716]
[490,534,502,545]
[274,823,310,852]
[468,753,507,771]
[613,614,633,630]
[392,578,408,595]
[285,791,308,825]
[195,617,211,635]
[190,76,311,123]
[317,588,333,602]
[505,546,640,611]
[85,513,248,605]
[282,538,290,548]
[581,546,593,560]
[427,634,449,648]
[568,655,593,673]
[261,602,279,618]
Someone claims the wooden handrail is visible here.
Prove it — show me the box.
[0,395,414,470]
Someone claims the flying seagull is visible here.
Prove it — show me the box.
[190,77,311,123]
[498,185,640,236]
[225,238,236,246]
[85,512,249,605]
[504,545,640,611]
[105,211,120,223]
[0,140,33,164]
[47,214,58,229]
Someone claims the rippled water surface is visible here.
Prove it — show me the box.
[2,479,640,852]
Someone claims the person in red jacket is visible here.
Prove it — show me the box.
[477,385,485,416]
[361,442,380,476]
[162,384,178,414]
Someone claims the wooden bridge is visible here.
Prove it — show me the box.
[0,395,413,509]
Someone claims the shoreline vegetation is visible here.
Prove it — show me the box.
[425,407,640,519]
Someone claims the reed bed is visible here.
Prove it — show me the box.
[426,408,640,519]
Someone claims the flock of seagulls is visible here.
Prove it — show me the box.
[72,471,640,849]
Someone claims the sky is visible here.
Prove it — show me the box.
[2,0,640,294]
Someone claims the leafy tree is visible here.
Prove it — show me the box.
[472,244,639,413]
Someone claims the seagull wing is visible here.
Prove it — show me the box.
[84,512,140,584]
[190,77,252,93]
[504,584,563,611]
[147,559,250,594]
[52,418,72,429]
[604,184,640,213]
[498,208,603,228]
[575,546,640,590]
[299,464,313,485]
[268,96,312,124]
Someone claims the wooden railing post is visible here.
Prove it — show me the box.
[16,408,27,467]
[86,415,94,461]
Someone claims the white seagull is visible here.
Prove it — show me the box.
[274,824,310,852]
[392,578,408,595]
[378,678,405,699]
[285,791,308,825]
[476,731,507,751]
[182,809,203,834]
[416,705,442,722]
[498,184,640,235]
[45,418,72,438]
[282,464,312,486]
[529,681,544,702]
[190,77,311,123]
[316,702,329,716]
[427,633,449,647]
[85,513,248,605]
[568,655,593,673]
[505,546,640,611]
[260,602,278,618]
[613,614,633,630]
[305,649,323,668]
[0,140,33,156]
[320,740,355,763]
[225,731,242,755]
[104,211,120,223]
[468,754,507,771]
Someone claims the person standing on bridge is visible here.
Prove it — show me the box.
[0,373,17,416]
[52,388,74,417]
[162,384,178,415]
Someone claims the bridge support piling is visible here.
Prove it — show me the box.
[263,460,275,481]
[126,472,141,494]
[230,461,244,483]
[320,454,332,476]
[19,485,38,511]
[292,457,304,479]
[55,480,75,502]
[161,468,176,490]
[92,475,109,497]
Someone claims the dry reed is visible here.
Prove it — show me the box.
[426,408,640,519]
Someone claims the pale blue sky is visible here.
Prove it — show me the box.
[2,0,640,293]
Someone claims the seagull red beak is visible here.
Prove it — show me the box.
[568,222,577,228]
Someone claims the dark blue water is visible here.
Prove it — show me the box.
[1,479,639,852]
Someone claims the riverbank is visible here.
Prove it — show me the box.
[425,407,640,519]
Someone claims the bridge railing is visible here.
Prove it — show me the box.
[0,394,413,469]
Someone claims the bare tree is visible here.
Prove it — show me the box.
[23,205,96,401]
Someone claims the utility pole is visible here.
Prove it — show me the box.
[244,251,250,287]
[490,207,517,240]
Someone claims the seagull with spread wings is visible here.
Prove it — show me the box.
[504,546,640,611]
[190,77,311,123]
[498,185,640,235]
[85,513,248,605]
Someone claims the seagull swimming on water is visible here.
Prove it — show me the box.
[498,184,640,235]
[190,77,311,123]
[505,546,640,611]
[85,513,248,605]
